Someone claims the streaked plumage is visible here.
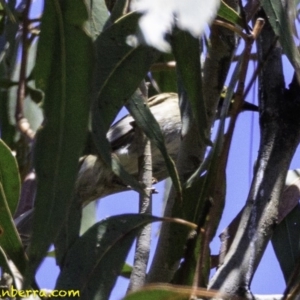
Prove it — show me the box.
[76,92,258,204]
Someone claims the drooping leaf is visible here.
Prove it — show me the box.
[54,194,82,268]
[55,214,165,299]
[260,0,300,81]
[278,169,300,223]
[271,170,300,284]
[217,0,245,28]
[80,201,97,235]
[0,139,20,215]
[0,183,26,275]
[93,11,159,136]
[27,0,93,279]
[272,203,300,283]
[126,91,182,197]
[123,284,218,300]
[92,12,160,195]
[171,29,209,143]
[84,0,109,40]
[0,0,15,23]
[56,214,196,299]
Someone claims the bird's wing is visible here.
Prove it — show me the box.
[107,93,178,151]
[107,114,135,151]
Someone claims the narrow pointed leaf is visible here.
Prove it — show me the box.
[56,214,195,299]
[126,91,182,196]
[0,139,20,215]
[218,1,245,28]
[272,203,300,283]
[171,29,208,142]
[55,214,164,300]
[261,0,300,81]
[84,0,109,40]
[123,284,218,300]
[92,12,159,195]
[27,0,93,279]
[0,183,26,275]
[278,169,300,223]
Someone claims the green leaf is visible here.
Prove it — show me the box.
[272,203,300,283]
[124,288,181,300]
[260,0,300,81]
[55,214,164,300]
[92,12,160,196]
[0,139,20,215]
[84,0,109,40]
[0,183,27,275]
[171,29,209,143]
[218,1,245,28]
[0,0,15,23]
[54,194,82,268]
[150,52,177,94]
[80,201,97,235]
[278,169,300,223]
[27,0,93,279]
[93,12,159,134]
[120,262,132,279]
[123,284,216,300]
[126,91,182,197]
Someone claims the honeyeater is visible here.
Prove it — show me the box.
[76,92,258,204]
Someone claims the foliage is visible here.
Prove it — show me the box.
[1,0,300,300]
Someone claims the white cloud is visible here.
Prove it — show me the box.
[131,0,221,52]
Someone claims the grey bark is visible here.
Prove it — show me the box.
[208,10,300,297]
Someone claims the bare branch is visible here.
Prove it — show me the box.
[128,83,153,292]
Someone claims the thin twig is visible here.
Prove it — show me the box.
[150,61,176,72]
[243,36,278,100]
[15,0,35,142]
[213,19,249,40]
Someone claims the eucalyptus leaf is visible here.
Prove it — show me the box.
[0,183,26,275]
[0,139,20,215]
[123,284,217,300]
[171,29,208,143]
[126,91,182,196]
[260,0,300,81]
[56,214,165,300]
[92,12,160,195]
[84,0,109,40]
[27,0,93,280]
[272,203,300,283]
[218,0,245,28]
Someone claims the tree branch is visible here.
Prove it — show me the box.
[147,0,238,284]
[128,83,153,292]
[208,10,300,297]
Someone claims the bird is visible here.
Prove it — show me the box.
[75,92,258,204]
